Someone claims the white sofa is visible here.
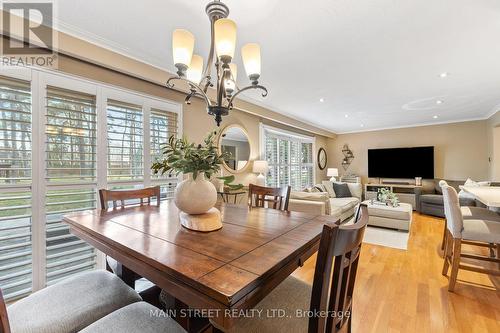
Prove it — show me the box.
[289,181,362,222]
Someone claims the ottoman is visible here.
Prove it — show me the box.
[362,200,412,231]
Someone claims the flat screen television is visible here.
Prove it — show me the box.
[368,146,434,179]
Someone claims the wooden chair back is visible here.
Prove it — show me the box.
[248,184,291,211]
[0,289,10,333]
[99,186,161,209]
[308,204,369,333]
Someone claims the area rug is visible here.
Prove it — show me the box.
[362,226,410,250]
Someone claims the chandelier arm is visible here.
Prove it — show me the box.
[228,84,268,106]
[166,76,212,106]
[202,17,216,80]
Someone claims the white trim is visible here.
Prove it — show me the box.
[260,124,315,142]
[336,116,491,135]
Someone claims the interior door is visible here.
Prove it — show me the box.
[492,127,500,181]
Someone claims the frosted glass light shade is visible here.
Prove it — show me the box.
[186,54,203,83]
[214,18,237,61]
[228,63,237,81]
[242,43,261,79]
[172,29,194,68]
[253,160,268,174]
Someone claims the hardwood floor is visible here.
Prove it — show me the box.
[292,212,500,333]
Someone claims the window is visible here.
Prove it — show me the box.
[0,68,182,301]
[45,87,98,285]
[150,108,179,200]
[0,76,33,300]
[107,101,143,182]
[261,124,314,191]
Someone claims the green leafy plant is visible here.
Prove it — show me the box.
[377,187,400,207]
[217,175,244,191]
[151,131,230,180]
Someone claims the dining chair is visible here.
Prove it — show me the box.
[0,270,141,333]
[226,204,369,333]
[248,184,291,211]
[441,185,500,291]
[99,186,161,289]
[439,180,500,255]
[99,186,161,209]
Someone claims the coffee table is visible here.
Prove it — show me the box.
[361,200,412,231]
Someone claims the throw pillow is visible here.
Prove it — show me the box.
[332,183,352,198]
[321,181,336,198]
[458,178,490,199]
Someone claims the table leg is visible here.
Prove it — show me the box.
[115,262,137,288]
[233,194,237,204]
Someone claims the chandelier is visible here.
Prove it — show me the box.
[166,0,268,126]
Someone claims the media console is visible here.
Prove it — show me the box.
[364,183,422,210]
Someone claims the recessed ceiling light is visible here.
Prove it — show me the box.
[344,114,349,118]
[360,124,364,127]
[439,72,449,78]
[436,100,443,104]
[319,98,324,103]
[433,115,438,119]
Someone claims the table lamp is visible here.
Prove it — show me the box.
[253,160,268,186]
[327,168,339,182]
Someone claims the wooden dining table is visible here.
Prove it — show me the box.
[63,201,336,331]
[459,186,500,208]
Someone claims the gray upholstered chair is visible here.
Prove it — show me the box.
[2,270,142,333]
[439,180,500,250]
[79,302,185,333]
[441,185,500,291]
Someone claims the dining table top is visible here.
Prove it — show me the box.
[63,201,337,310]
[459,185,500,207]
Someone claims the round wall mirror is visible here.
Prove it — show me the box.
[317,148,327,170]
[218,125,251,173]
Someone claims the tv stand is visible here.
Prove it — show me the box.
[364,183,421,210]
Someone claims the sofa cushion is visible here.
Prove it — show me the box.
[290,191,329,202]
[420,194,443,205]
[332,183,352,198]
[346,183,362,199]
[330,197,359,213]
[321,181,336,198]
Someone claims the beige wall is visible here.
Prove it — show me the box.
[487,110,500,180]
[54,54,329,185]
[327,121,490,183]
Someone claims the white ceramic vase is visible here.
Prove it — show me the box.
[174,173,217,215]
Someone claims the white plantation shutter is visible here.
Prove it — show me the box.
[107,100,144,182]
[0,77,33,300]
[0,68,181,301]
[150,108,178,199]
[45,87,97,284]
[262,125,314,191]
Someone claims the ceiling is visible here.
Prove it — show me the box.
[52,0,500,133]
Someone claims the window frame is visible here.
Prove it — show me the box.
[259,123,316,190]
[0,66,182,299]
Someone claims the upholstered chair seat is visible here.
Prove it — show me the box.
[460,206,500,222]
[7,270,141,333]
[228,276,311,332]
[461,219,500,243]
[79,302,185,333]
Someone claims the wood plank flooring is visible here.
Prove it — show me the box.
[292,212,500,333]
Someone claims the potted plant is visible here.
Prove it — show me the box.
[152,131,229,215]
